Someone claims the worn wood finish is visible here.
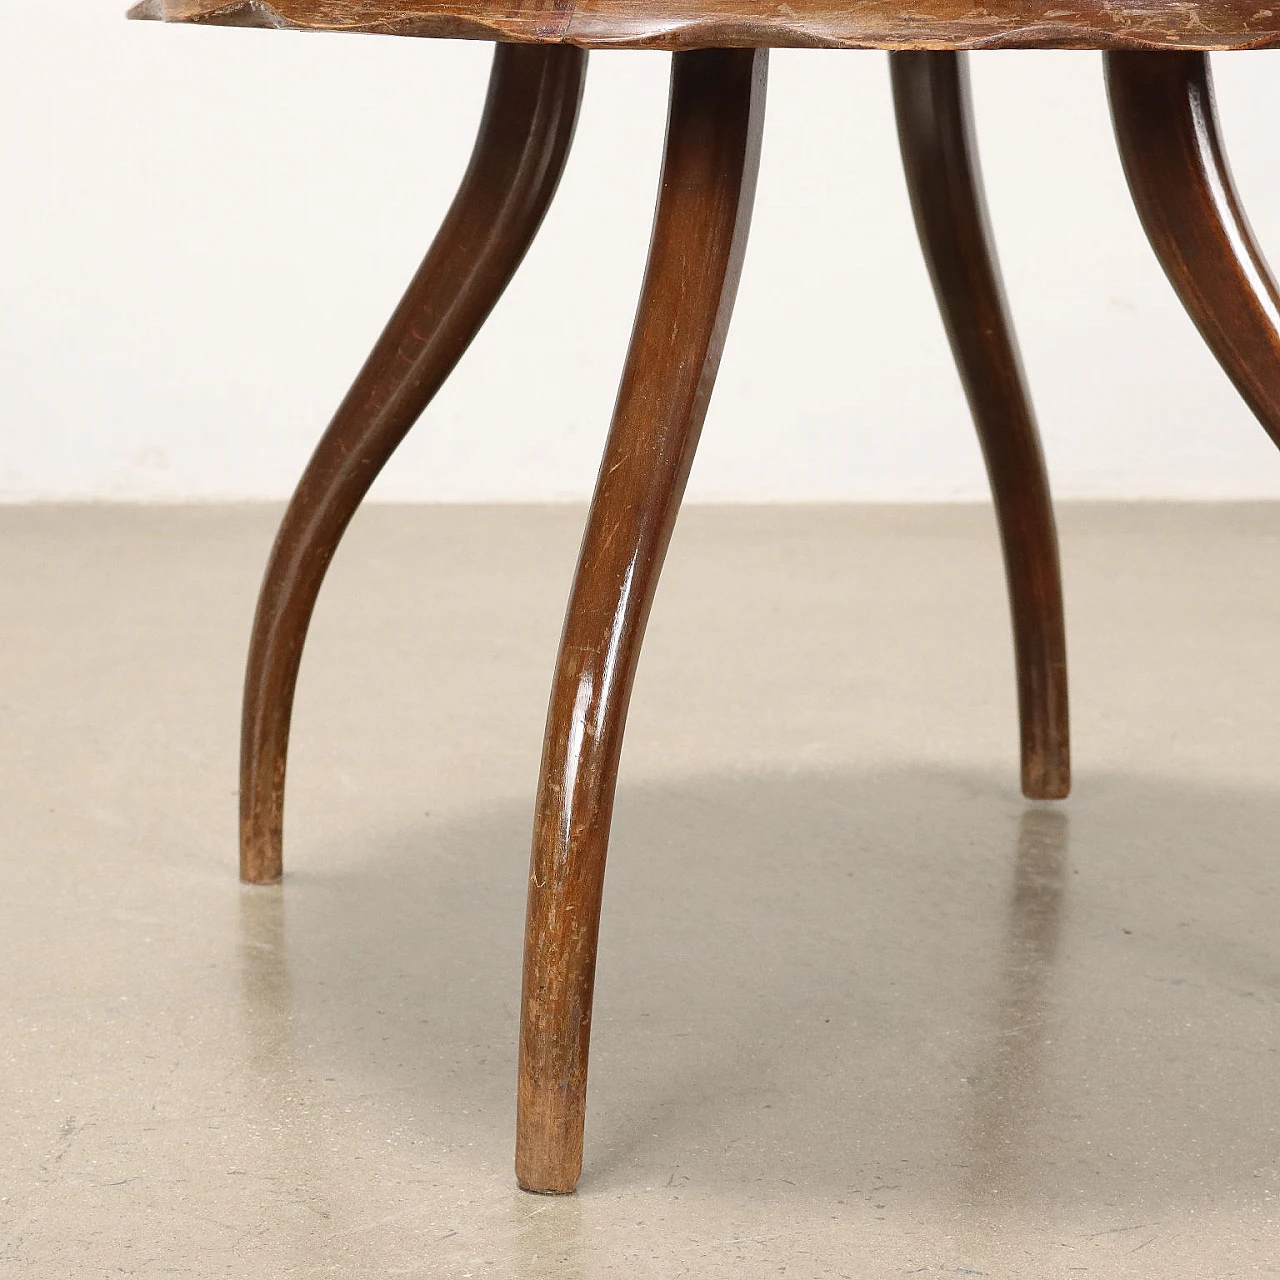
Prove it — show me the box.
[128,0,1280,51]
[891,51,1069,801]
[1106,52,1280,453]
[516,47,768,1195]
[237,43,585,884]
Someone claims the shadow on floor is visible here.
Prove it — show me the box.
[236,764,1280,1221]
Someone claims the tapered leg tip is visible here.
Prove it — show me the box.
[240,834,284,886]
[515,1137,583,1195]
[240,871,283,887]
[515,1160,581,1195]
[1021,764,1071,802]
[516,1178,578,1196]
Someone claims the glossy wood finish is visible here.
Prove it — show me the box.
[128,0,1280,51]
[1106,52,1280,453]
[891,51,1069,801]
[516,47,768,1195]
[238,43,585,884]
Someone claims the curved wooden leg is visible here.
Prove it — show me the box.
[239,45,586,884]
[1106,51,1280,449]
[515,47,769,1195]
[890,51,1070,801]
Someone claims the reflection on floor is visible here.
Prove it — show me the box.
[2,504,1277,1276]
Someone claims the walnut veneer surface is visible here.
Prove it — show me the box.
[128,0,1280,51]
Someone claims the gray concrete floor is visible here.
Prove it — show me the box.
[2,503,1278,1277]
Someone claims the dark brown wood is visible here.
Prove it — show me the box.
[237,43,586,884]
[129,0,1280,51]
[516,46,767,1195]
[891,50,1069,801]
[1107,51,1280,452]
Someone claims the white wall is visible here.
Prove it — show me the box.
[5,3,1280,501]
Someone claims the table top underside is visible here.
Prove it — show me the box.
[129,0,1280,48]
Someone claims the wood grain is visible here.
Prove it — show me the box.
[1107,51,1280,451]
[892,51,1069,800]
[237,44,585,884]
[517,46,767,1195]
[129,0,1280,52]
